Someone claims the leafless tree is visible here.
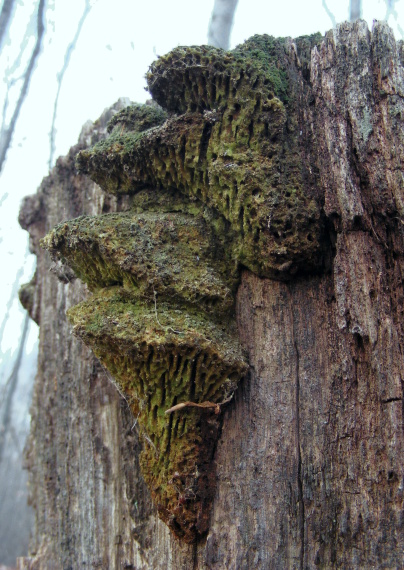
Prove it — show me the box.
[207,0,239,49]
[0,0,45,175]
[0,0,94,563]
[350,0,362,21]
[322,0,337,28]
[0,0,15,50]
[48,0,92,169]
[0,314,30,464]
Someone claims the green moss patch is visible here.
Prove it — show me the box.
[68,287,247,542]
[41,208,238,316]
[76,35,325,279]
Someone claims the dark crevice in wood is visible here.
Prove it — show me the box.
[189,356,198,401]
[198,121,213,165]
[192,539,198,570]
[294,337,305,570]
[381,397,402,404]
[165,406,173,457]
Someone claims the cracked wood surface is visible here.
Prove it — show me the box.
[18,21,404,569]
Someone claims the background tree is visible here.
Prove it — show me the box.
[350,0,362,20]
[208,0,239,49]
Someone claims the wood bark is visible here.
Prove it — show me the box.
[18,21,404,569]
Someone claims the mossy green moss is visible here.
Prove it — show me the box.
[106,102,168,134]
[146,37,289,113]
[41,207,238,316]
[76,35,324,279]
[67,286,247,542]
[18,272,39,324]
[41,191,246,542]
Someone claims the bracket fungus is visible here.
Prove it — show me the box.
[42,34,325,542]
[42,194,248,543]
[66,287,246,542]
[76,36,325,279]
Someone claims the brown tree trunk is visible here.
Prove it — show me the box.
[18,21,404,569]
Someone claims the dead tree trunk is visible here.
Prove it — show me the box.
[18,21,404,569]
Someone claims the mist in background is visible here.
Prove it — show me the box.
[0,0,402,564]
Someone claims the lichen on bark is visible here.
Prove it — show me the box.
[41,33,326,542]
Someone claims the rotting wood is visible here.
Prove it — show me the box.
[18,20,404,569]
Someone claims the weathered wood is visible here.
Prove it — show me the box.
[18,21,404,569]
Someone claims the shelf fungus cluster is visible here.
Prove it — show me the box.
[42,195,247,542]
[42,35,324,542]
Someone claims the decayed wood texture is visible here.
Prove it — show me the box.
[19,21,403,569]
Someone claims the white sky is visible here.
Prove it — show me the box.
[0,0,403,362]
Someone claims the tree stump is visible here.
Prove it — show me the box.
[18,21,404,569]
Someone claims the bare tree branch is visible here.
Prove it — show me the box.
[349,0,362,21]
[0,0,15,51]
[6,7,38,79]
[1,8,41,138]
[0,313,30,464]
[322,0,337,28]
[384,0,404,38]
[207,0,239,50]
[48,0,92,169]
[0,0,46,175]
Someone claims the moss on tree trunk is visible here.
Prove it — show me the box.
[18,20,404,569]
